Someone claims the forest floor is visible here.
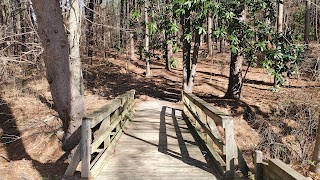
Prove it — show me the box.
[0,43,319,179]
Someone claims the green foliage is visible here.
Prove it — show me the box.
[209,0,304,88]
[169,58,178,68]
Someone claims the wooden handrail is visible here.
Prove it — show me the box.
[64,90,135,178]
[254,150,307,180]
[183,91,249,178]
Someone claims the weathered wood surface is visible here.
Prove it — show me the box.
[95,100,218,180]
[254,150,308,180]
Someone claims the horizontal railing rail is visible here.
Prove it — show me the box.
[254,151,307,180]
[183,92,249,178]
[64,90,135,178]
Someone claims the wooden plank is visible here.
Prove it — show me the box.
[263,164,283,180]
[90,103,134,153]
[268,159,307,180]
[88,90,135,128]
[64,145,81,176]
[254,150,263,180]
[91,129,123,177]
[184,102,225,152]
[184,92,225,126]
[81,118,92,178]
[223,118,235,178]
[90,132,120,169]
[237,147,249,177]
[88,99,121,128]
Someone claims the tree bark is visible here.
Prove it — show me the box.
[277,0,284,34]
[166,43,173,71]
[224,53,243,100]
[305,0,311,45]
[130,33,135,60]
[86,0,95,62]
[207,14,213,57]
[66,0,86,146]
[145,1,151,77]
[224,8,246,100]
[187,28,201,92]
[311,114,320,174]
[31,0,86,150]
[182,9,191,93]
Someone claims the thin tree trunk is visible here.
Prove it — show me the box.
[130,33,135,60]
[274,0,284,87]
[120,0,124,48]
[166,43,173,71]
[86,0,94,62]
[311,114,320,174]
[182,9,191,93]
[305,0,311,45]
[145,1,151,77]
[278,0,284,34]
[187,28,201,92]
[207,14,213,57]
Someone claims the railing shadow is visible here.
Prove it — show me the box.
[158,106,216,174]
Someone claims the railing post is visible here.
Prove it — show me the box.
[81,118,92,178]
[223,117,235,178]
[254,150,263,180]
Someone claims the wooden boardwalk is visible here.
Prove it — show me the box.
[95,100,218,180]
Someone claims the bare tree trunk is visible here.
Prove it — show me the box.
[31,0,86,151]
[278,0,284,34]
[86,0,94,62]
[224,53,243,99]
[224,8,246,100]
[305,0,311,45]
[145,1,151,77]
[166,43,173,71]
[187,28,201,92]
[274,0,284,87]
[207,14,213,57]
[67,0,86,145]
[130,33,135,60]
[311,114,320,174]
[120,0,124,48]
[182,9,191,93]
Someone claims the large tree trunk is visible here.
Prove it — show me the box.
[311,114,320,174]
[66,0,86,146]
[224,53,243,100]
[31,0,86,151]
[305,0,311,46]
[145,1,151,77]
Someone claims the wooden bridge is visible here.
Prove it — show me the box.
[64,90,308,180]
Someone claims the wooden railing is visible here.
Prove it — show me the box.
[64,90,135,178]
[254,151,307,180]
[183,92,249,178]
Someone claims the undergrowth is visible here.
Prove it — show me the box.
[253,90,319,175]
